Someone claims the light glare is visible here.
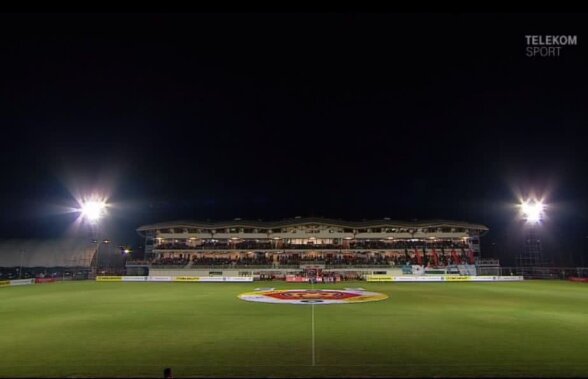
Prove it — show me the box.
[80,200,106,222]
[520,200,544,223]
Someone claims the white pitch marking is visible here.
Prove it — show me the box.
[310,279,316,366]
[311,303,316,367]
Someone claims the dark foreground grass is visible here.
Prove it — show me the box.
[1,280,587,378]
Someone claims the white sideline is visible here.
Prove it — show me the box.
[311,304,316,367]
[310,281,316,366]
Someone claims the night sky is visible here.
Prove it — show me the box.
[1,13,587,265]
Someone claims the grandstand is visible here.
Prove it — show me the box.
[132,217,489,279]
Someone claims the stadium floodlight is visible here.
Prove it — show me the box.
[520,199,545,224]
[80,199,107,223]
[79,197,108,274]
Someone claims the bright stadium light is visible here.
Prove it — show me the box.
[69,193,111,276]
[79,199,107,223]
[520,199,545,224]
[516,196,548,268]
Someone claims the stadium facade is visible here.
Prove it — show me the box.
[132,218,491,279]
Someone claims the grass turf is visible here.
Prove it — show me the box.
[1,280,588,378]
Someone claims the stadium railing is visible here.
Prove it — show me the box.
[150,265,187,269]
[325,264,394,269]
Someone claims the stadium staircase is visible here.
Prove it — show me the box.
[184,261,193,269]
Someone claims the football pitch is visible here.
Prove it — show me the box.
[1,280,588,378]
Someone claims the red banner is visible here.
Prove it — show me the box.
[468,250,475,264]
[431,249,440,266]
[569,277,588,283]
[451,250,461,264]
[35,278,56,283]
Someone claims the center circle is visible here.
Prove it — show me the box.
[238,289,388,305]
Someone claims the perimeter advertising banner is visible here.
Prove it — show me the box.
[218,276,254,282]
[121,276,147,282]
[468,276,498,281]
[96,276,254,283]
[393,276,444,282]
[96,276,123,282]
[365,275,524,282]
[199,277,225,282]
[198,277,254,282]
[35,278,56,283]
[365,275,394,282]
[148,276,173,282]
[1,279,35,287]
[285,275,310,282]
[173,276,200,282]
[445,276,472,282]
[493,276,524,281]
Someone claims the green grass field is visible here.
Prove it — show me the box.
[1,280,588,378]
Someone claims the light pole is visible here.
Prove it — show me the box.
[517,198,546,272]
[582,236,587,268]
[19,250,24,279]
[78,198,108,277]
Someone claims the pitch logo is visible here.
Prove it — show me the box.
[238,289,388,305]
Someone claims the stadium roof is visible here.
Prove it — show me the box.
[0,238,98,267]
[137,217,489,234]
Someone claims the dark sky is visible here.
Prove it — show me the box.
[1,13,587,265]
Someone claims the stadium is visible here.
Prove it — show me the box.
[1,217,588,378]
[3,10,588,379]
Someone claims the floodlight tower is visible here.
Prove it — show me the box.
[78,198,108,275]
[517,199,546,268]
